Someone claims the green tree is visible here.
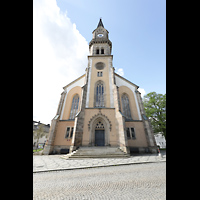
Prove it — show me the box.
[143,92,166,140]
[33,124,45,151]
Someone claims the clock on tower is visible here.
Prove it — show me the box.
[89,18,112,56]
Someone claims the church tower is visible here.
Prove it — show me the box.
[70,18,123,153]
[86,18,114,109]
[43,19,157,156]
[89,18,112,56]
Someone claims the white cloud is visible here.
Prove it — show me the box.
[138,88,146,98]
[116,68,124,76]
[33,0,89,124]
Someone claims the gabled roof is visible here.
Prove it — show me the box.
[63,74,85,90]
[114,72,139,89]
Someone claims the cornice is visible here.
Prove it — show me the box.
[88,55,113,59]
[89,38,112,48]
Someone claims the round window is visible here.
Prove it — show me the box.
[95,62,105,70]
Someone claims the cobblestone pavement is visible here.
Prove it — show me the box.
[33,151,166,173]
[33,162,166,200]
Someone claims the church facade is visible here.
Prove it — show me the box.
[43,19,157,156]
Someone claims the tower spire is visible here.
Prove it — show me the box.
[97,18,104,28]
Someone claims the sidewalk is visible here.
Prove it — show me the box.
[33,151,166,173]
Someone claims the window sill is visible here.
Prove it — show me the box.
[64,138,72,141]
[59,119,75,121]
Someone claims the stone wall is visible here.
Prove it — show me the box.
[43,116,60,155]
[111,67,128,154]
[135,90,157,153]
[69,70,89,153]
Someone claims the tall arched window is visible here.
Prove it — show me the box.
[121,93,132,119]
[95,81,105,107]
[69,94,79,119]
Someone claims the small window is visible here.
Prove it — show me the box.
[126,128,131,139]
[70,127,74,138]
[131,128,136,139]
[97,71,103,77]
[101,48,104,54]
[126,127,136,140]
[96,49,99,54]
[65,127,70,138]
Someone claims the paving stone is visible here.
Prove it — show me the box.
[33,162,166,200]
[33,152,166,173]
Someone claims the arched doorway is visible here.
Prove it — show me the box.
[95,120,105,146]
[89,115,110,146]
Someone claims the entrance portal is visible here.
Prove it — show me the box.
[94,120,105,146]
[95,130,105,146]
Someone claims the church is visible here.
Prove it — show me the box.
[43,19,157,157]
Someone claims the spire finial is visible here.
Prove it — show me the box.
[97,18,104,28]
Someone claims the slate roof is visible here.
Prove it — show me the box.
[97,18,104,28]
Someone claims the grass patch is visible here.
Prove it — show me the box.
[33,148,43,153]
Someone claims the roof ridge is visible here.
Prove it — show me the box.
[114,72,139,88]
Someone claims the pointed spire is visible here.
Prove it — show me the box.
[97,18,104,28]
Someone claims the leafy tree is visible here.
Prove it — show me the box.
[143,92,166,140]
[33,124,45,150]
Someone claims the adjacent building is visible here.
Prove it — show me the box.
[33,120,50,149]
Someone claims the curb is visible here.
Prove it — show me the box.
[33,159,166,173]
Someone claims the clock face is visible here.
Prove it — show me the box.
[97,34,104,37]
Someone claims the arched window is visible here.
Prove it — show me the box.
[121,93,132,119]
[95,81,105,107]
[69,94,79,119]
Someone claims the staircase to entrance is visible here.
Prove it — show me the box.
[62,146,130,159]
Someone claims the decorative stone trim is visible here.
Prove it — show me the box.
[88,109,112,131]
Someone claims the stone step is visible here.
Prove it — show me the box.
[68,155,129,159]
[66,147,129,159]
[60,149,78,159]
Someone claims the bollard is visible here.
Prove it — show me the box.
[158,147,162,158]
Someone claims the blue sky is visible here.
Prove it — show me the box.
[33,0,166,124]
[57,0,166,94]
